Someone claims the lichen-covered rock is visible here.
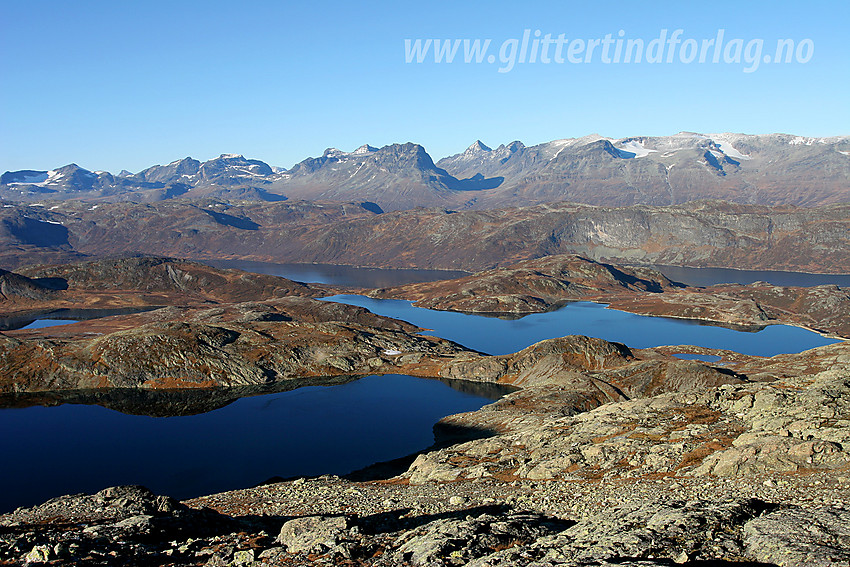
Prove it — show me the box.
[277,515,348,554]
[386,512,570,567]
[744,506,850,567]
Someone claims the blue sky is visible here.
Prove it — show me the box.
[1,0,848,173]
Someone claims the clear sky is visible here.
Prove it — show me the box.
[2,0,848,173]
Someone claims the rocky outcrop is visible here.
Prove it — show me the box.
[0,269,55,301]
[464,498,850,567]
[369,254,850,338]
[405,340,850,486]
[0,256,336,320]
[0,298,471,393]
[607,281,850,338]
[3,481,848,566]
[0,485,237,565]
[368,255,679,313]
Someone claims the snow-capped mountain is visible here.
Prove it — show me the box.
[0,164,116,195]
[2,133,848,210]
[269,142,492,209]
[436,132,850,207]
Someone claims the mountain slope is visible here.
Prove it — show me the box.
[267,143,470,210]
[2,133,848,209]
[438,132,850,207]
[0,200,847,274]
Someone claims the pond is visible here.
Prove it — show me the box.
[0,307,162,331]
[0,374,504,513]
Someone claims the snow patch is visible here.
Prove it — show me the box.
[42,220,63,225]
[354,144,378,155]
[616,140,658,159]
[382,349,402,355]
[713,139,751,160]
[839,151,850,156]
[790,136,814,146]
[88,205,99,210]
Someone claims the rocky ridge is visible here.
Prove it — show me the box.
[0,297,473,393]
[2,200,849,275]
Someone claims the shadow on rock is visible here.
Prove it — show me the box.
[344,423,501,482]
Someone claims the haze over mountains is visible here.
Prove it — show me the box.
[3,133,849,211]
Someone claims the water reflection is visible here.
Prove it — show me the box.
[0,307,161,331]
[0,374,511,513]
[651,264,850,288]
[204,259,469,288]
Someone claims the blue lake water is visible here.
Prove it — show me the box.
[207,259,849,289]
[204,259,469,288]
[0,374,498,513]
[650,264,850,288]
[1,261,844,513]
[18,319,78,330]
[323,295,838,357]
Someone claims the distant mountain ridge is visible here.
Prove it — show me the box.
[3,133,849,210]
[1,199,848,275]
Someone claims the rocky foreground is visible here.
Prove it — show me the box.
[2,336,849,566]
[1,256,849,565]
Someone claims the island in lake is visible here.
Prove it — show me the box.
[1,245,848,565]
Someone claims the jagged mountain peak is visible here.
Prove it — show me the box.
[2,132,848,209]
[354,144,378,155]
[465,140,492,154]
[166,157,197,165]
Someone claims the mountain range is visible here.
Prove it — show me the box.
[2,133,849,211]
